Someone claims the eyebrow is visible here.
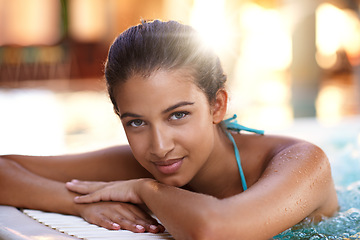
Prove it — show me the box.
[162,101,195,114]
[120,112,142,119]
[119,101,195,119]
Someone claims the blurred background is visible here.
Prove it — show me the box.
[0,0,360,155]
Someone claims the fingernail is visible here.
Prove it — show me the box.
[112,223,120,229]
[150,225,158,231]
[136,225,145,231]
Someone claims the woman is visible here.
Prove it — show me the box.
[0,20,338,240]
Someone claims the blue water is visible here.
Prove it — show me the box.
[274,123,360,239]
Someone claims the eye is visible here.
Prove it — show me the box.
[169,111,189,121]
[127,119,145,127]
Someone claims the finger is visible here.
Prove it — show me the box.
[74,192,107,203]
[144,223,165,233]
[156,224,166,233]
[88,204,147,233]
[111,218,146,233]
[129,210,162,233]
[66,180,108,194]
[84,214,121,231]
[66,180,95,195]
[142,219,165,233]
[66,182,87,194]
[88,211,161,233]
[122,205,165,233]
[127,204,157,223]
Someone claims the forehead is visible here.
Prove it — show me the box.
[115,69,208,113]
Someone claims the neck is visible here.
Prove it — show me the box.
[188,126,243,198]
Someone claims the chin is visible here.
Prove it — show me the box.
[156,176,188,187]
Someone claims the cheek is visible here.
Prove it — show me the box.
[126,134,149,164]
[178,119,215,156]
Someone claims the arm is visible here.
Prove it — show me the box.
[2,145,151,182]
[0,145,150,209]
[70,141,338,240]
[0,156,79,213]
[0,146,164,232]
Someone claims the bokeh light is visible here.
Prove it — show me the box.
[0,0,359,153]
[316,3,360,69]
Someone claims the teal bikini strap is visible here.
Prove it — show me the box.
[222,114,264,191]
[223,114,264,135]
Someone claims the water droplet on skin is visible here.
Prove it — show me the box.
[276,185,360,238]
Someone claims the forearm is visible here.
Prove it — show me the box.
[0,157,80,215]
[138,179,220,239]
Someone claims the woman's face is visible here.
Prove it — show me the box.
[115,69,217,186]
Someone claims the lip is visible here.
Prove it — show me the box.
[153,158,184,175]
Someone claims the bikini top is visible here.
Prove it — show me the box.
[222,114,264,191]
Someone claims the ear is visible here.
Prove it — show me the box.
[211,89,228,124]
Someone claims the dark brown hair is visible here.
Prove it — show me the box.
[104,20,227,114]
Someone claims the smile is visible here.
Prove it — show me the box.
[153,157,184,175]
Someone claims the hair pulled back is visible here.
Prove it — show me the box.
[105,20,227,114]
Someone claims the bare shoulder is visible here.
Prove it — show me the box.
[219,134,338,238]
[235,133,338,217]
[2,145,152,182]
[234,133,301,187]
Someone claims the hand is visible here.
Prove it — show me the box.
[66,180,164,233]
[76,201,164,233]
[66,179,146,204]
[66,179,111,194]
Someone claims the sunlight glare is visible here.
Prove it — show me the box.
[190,0,232,54]
[316,3,344,56]
[239,3,292,70]
[258,78,289,104]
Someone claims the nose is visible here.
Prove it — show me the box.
[150,125,174,158]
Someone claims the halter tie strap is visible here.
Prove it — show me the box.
[222,114,264,191]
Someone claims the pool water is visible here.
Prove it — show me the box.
[273,118,360,239]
